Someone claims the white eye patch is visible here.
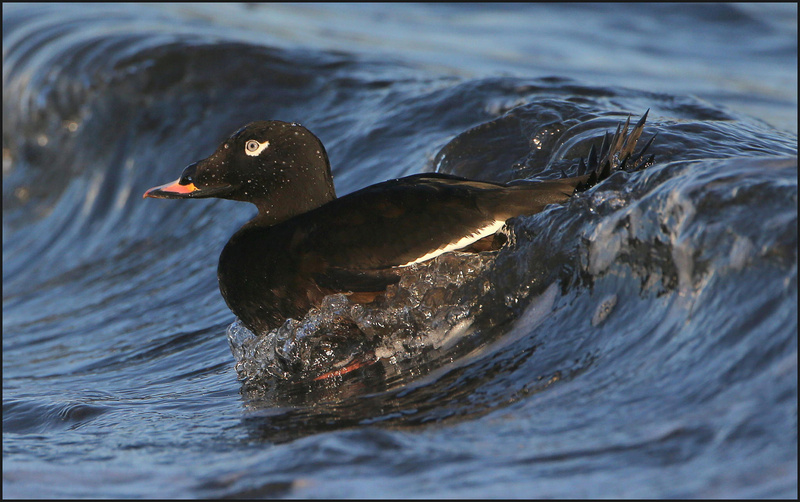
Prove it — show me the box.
[244,139,270,157]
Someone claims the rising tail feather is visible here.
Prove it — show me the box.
[573,110,656,193]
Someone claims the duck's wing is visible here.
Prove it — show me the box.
[290,173,579,274]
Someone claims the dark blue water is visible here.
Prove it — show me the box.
[3,3,797,498]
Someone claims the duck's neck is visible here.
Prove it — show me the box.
[250,180,337,227]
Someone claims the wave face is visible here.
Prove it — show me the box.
[3,4,797,498]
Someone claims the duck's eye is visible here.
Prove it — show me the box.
[244,139,269,156]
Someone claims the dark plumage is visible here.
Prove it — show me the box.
[144,112,653,334]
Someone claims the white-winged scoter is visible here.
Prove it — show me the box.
[144,112,653,336]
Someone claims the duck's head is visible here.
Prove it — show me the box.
[144,121,336,224]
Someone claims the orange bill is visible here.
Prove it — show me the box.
[143,178,199,199]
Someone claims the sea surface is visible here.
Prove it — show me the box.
[3,3,797,498]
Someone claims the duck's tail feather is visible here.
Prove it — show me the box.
[573,109,655,193]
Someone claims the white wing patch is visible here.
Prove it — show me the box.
[398,220,506,268]
[245,140,270,157]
